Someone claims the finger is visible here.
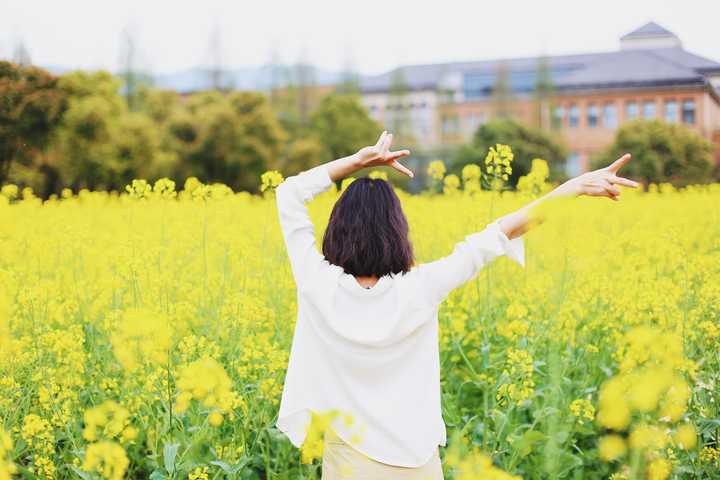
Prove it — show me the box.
[607,153,631,173]
[391,160,414,178]
[608,175,639,188]
[383,133,393,154]
[387,149,410,161]
[607,184,621,196]
[375,131,387,147]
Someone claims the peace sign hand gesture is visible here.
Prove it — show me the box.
[356,131,414,178]
[569,153,640,201]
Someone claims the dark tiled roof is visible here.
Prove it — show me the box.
[360,48,720,94]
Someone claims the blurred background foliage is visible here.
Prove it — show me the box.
[1,60,716,198]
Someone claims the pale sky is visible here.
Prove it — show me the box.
[1,0,719,75]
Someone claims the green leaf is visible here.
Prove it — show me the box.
[515,430,546,458]
[150,471,168,480]
[69,466,93,480]
[163,442,180,475]
[210,460,234,474]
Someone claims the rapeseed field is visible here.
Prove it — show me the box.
[0,157,718,479]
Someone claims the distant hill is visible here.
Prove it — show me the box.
[42,63,342,93]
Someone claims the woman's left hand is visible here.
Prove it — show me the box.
[565,153,640,201]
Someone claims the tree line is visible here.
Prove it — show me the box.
[1,60,716,199]
[0,61,380,197]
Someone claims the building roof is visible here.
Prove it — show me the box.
[360,25,720,96]
[620,21,676,40]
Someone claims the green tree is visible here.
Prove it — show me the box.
[169,91,287,192]
[282,137,325,177]
[56,70,172,191]
[590,119,714,187]
[0,61,67,184]
[452,119,568,187]
[309,93,381,162]
[55,71,126,189]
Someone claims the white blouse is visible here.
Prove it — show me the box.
[274,164,525,468]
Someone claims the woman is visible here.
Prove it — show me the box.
[274,131,638,479]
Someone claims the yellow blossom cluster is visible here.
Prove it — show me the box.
[83,400,137,444]
[570,398,596,425]
[427,159,447,181]
[260,170,284,192]
[517,158,550,197]
[175,356,240,426]
[20,414,56,479]
[497,348,535,406]
[300,410,358,464]
[188,466,209,480]
[484,143,514,184]
[596,326,698,479]
[0,429,17,480]
[111,308,172,371]
[81,441,129,480]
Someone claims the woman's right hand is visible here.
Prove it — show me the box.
[356,131,413,178]
[564,153,639,201]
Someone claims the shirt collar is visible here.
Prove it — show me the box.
[338,273,395,297]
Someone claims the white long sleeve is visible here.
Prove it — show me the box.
[274,163,526,467]
[413,220,525,306]
[274,162,338,291]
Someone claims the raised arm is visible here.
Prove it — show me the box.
[416,154,639,305]
[275,131,412,290]
[275,163,335,290]
[494,153,638,239]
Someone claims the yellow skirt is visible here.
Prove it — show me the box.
[321,429,444,480]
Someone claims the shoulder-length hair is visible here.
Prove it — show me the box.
[322,177,415,277]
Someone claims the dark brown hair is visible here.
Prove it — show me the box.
[322,177,415,277]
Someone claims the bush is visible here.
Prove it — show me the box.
[451,119,568,188]
[591,120,714,187]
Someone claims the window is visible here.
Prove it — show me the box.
[664,100,678,123]
[625,101,638,120]
[682,100,695,124]
[566,152,582,177]
[587,104,599,128]
[553,105,565,128]
[568,104,579,128]
[441,115,459,135]
[603,103,618,128]
[643,101,656,119]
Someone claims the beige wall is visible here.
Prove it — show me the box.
[432,87,720,172]
[361,90,440,149]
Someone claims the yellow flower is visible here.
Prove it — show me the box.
[671,424,696,450]
[629,424,668,451]
[111,308,172,371]
[570,398,596,424]
[188,466,209,480]
[427,160,446,181]
[260,170,284,192]
[0,428,17,480]
[646,458,671,480]
[83,401,134,444]
[598,435,627,461]
[81,441,129,480]
[208,411,224,427]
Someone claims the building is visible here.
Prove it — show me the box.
[360,22,720,174]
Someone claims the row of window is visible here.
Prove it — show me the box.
[369,101,428,112]
[555,99,696,128]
